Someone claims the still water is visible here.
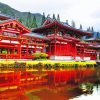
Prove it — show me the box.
[0,66,100,100]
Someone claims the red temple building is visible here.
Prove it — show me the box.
[85,32,100,60]
[0,14,46,59]
[33,19,96,60]
[0,14,97,60]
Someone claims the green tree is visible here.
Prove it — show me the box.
[66,20,68,25]
[25,12,37,29]
[91,26,94,32]
[18,17,23,23]
[71,20,75,27]
[33,16,37,28]
[57,14,60,21]
[80,24,82,29]
[41,12,46,26]
[53,14,56,20]
[26,12,32,28]
[87,26,91,31]
[47,14,50,18]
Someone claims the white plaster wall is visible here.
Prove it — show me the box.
[50,56,74,61]
[84,57,91,61]
[75,57,82,61]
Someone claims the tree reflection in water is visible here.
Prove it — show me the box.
[70,67,100,100]
[79,82,93,94]
[70,84,100,100]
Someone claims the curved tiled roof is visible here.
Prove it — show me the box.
[0,13,11,20]
[0,19,31,34]
[23,32,46,39]
[84,32,100,42]
[33,20,92,36]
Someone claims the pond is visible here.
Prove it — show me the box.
[0,65,100,100]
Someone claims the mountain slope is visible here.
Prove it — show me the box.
[0,2,43,27]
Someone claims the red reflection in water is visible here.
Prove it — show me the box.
[47,68,95,85]
[0,68,96,99]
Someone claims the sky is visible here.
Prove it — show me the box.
[0,0,100,31]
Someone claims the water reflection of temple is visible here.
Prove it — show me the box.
[0,67,98,100]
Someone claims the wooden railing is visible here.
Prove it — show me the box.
[0,54,19,59]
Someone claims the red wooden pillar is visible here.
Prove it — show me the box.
[80,47,81,58]
[41,47,43,52]
[74,44,77,60]
[13,48,15,55]
[68,43,71,56]
[70,43,72,56]
[19,34,22,59]
[72,43,74,57]
[26,44,28,56]
[34,39,36,53]
[0,29,2,34]
[50,43,51,56]
[54,37,57,56]
[34,46,36,53]
[64,44,66,56]
[80,47,83,59]
[66,42,68,56]
[54,27,57,56]
[65,44,67,56]
[54,42,56,55]
[41,46,44,53]
[82,46,84,60]
[60,42,61,56]
[18,43,21,59]
[0,48,1,54]
[7,49,9,59]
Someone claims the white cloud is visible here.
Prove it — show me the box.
[0,0,100,31]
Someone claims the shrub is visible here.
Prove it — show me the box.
[40,53,48,59]
[45,64,52,70]
[2,49,7,54]
[36,62,44,71]
[33,52,48,60]
[53,63,60,70]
